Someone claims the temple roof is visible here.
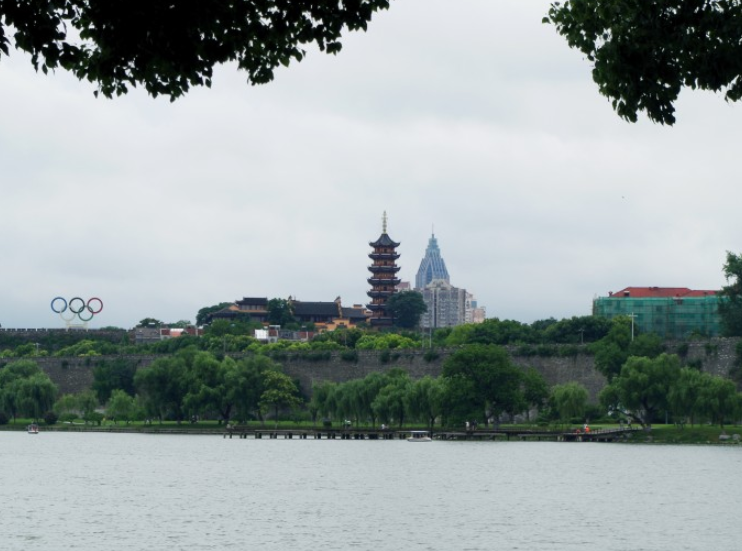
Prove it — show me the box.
[292,301,342,316]
[369,233,400,248]
[342,307,369,320]
[236,297,268,307]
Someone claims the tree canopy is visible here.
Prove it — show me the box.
[718,251,742,336]
[0,1,389,100]
[546,0,742,125]
[4,1,742,124]
[385,291,427,329]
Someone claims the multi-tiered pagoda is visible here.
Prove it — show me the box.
[367,212,401,327]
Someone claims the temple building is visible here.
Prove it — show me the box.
[416,232,450,288]
[367,212,401,327]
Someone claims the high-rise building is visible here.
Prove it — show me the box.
[415,233,450,289]
[465,293,487,324]
[419,279,467,329]
[366,212,401,327]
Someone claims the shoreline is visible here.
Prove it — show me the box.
[3,423,741,445]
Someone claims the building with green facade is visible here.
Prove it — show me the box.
[593,287,721,339]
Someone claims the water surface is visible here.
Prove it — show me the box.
[2,433,739,550]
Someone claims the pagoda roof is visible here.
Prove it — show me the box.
[369,233,400,248]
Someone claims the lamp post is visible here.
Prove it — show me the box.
[628,312,636,341]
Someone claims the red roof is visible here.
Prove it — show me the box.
[609,287,717,298]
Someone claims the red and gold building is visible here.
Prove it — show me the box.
[367,212,401,327]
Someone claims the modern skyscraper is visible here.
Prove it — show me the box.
[415,233,450,289]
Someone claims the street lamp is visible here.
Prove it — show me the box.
[628,312,637,341]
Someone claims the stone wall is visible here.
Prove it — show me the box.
[21,338,740,399]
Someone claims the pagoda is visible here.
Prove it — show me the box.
[367,212,401,327]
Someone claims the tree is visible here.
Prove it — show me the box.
[445,319,536,346]
[600,353,681,429]
[0,1,390,100]
[196,302,235,326]
[628,333,665,359]
[183,352,234,422]
[521,367,550,422]
[134,355,189,422]
[106,389,138,424]
[441,344,524,426]
[546,1,742,125]
[54,393,81,419]
[371,371,412,428]
[590,316,633,380]
[137,318,163,328]
[309,381,337,425]
[406,375,445,430]
[697,374,740,428]
[76,390,102,424]
[385,291,427,329]
[718,251,742,336]
[0,360,54,422]
[542,315,612,344]
[228,355,282,422]
[92,357,137,404]
[668,367,705,427]
[551,382,589,425]
[259,370,302,428]
[267,298,295,327]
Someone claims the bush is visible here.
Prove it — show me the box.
[676,342,689,357]
[58,412,79,423]
[0,411,8,425]
[44,411,59,425]
[84,412,105,426]
[340,350,358,363]
[423,349,440,363]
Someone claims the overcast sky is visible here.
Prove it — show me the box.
[1,1,739,330]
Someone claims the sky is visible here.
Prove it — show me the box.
[1,1,740,330]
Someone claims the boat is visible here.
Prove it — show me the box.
[27,423,39,434]
[407,430,432,442]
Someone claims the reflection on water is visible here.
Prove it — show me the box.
[1,433,740,551]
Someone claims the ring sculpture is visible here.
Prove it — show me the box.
[51,297,103,328]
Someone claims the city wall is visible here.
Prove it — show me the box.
[25,337,739,400]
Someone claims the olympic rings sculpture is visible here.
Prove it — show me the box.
[51,297,104,323]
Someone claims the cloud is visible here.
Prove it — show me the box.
[0,1,738,328]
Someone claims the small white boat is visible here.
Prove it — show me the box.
[27,423,40,434]
[407,430,432,442]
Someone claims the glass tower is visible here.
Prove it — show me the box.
[415,233,450,289]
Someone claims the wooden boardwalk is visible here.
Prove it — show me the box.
[223,426,640,442]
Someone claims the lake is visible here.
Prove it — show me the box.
[1,433,739,551]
